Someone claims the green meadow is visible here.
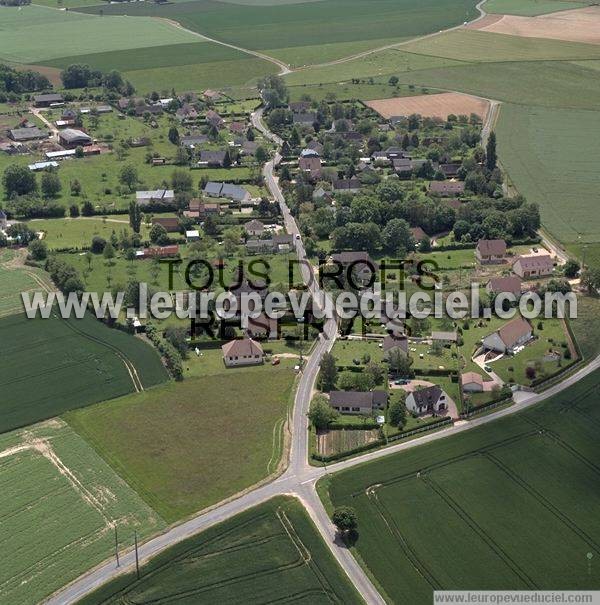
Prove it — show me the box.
[65,366,296,521]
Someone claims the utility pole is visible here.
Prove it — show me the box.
[134,531,140,580]
[114,526,120,568]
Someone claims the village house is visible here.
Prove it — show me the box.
[476,239,507,264]
[136,189,175,206]
[405,385,448,417]
[312,187,334,204]
[9,127,48,142]
[486,275,522,297]
[244,219,265,237]
[382,334,409,360]
[181,134,209,149]
[329,391,388,415]
[461,372,485,393]
[246,239,275,254]
[206,110,225,129]
[289,101,311,114]
[58,129,92,149]
[222,338,264,367]
[203,181,251,204]
[330,251,378,286]
[202,89,222,102]
[33,93,64,108]
[298,155,322,180]
[482,316,533,354]
[431,331,458,345]
[138,245,180,259]
[151,217,180,233]
[293,112,317,126]
[512,254,554,279]
[273,233,294,252]
[306,140,324,155]
[228,122,247,136]
[241,140,259,156]
[428,181,465,197]
[410,226,428,244]
[176,104,199,122]
[198,150,228,168]
[332,178,361,194]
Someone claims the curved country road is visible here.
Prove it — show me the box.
[45,107,599,605]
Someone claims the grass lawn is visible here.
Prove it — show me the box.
[0,311,168,433]
[409,341,459,373]
[78,496,363,605]
[322,368,600,603]
[492,318,575,384]
[31,217,148,250]
[332,338,384,367]
[0,419,164,605]
[65,365,296,522]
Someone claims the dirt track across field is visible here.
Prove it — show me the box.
[366,92,490,120]
[468,6,600,45]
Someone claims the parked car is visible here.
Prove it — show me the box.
[394,379,408,385]
[484,365,493,372]
[272,357,281,366]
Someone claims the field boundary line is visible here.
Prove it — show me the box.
[366,485,441,589]
[61,318,143,392]
[423,473,537,588]
[484,450,600,551]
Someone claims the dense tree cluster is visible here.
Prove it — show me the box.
[60,64,130,93]
[0,64,49,94]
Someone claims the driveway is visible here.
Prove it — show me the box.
[473,352,505,389]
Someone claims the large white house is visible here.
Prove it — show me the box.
[405,386,448,417]
[221,338,264,367]
[482,317,532,354]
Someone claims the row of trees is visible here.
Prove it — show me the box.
[60,64,134,95]
[0,63,50,94]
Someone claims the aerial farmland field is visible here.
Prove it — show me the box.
[65,366,297,521]
[0,312,168,433]
[322,369,600,603]
[78,496,362,605]
[0,420,164,605]
[77,0,480,66]
[0,4,276,91]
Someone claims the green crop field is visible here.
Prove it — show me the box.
[65,366,296,522]
[78,0,479,66]
[0,311,168,433]
[497,104,600,243]
[322,369,600,603]
[0,5,199,64]
[485,0,592,15]
[0,420,164,605]
[0,4,276,91]
[78,496,362,605]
